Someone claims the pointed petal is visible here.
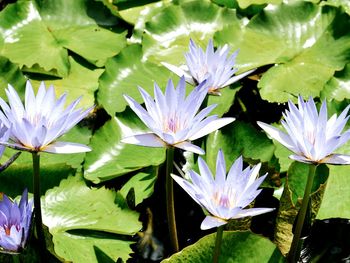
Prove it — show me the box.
[257,121,296,151]
[222,68,256,87]
[320,154,350,165]
[215,149,226,186]
[200,216,227,230]
[161,62,194,85]
[189,117,235,141]
[289,154,314,164]
[121,133,166,148]
[174,141,205,155]
[42,141,91,154]
[232,207,275,219]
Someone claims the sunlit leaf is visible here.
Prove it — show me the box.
[98,44,172,115]
[84,108,165,183]
[142,0,242,65]
[42,173,141,262]
[163,231,284,262]
[216,1,350,103]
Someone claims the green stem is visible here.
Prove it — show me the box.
[165,147,179,253]
[12,254,20,263]
[32,153,45,246]
[288,164,317,262]
[213,225,224,263]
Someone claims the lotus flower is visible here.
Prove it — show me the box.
[122,77,235,155]
[258,96,350,164]
[171,150,274,230]
[0,81,93,154]
[162,39,255,95]
[0,189,33,252]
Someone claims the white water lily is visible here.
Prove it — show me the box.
[122,77,235,155]
[162,39,255,95]
[0,81,93,154]
[258,96,350,164]
[171,150,274,230]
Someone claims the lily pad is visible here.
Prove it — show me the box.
[205,121,275,172]
[317,165,350,219]
[30,56,103,108]
[42,173,141,262]
[84,108,165,183]
[0,56,26,98]
[321,63,350,101]
[215,1,350,103]
[120,167,158,206]
[0,0,126,77]
[142,0,242,65]
[97,44,172,115]
[163,231,284,262]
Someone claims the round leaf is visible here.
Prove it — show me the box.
[42,174,141,262]
[163,231,284,262]
[84,108,165,183]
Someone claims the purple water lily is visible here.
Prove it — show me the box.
[162,39,255,95]
[122,77,235,155]
[258,96,350,164]
[0,189,33,252]
[0,81,93,154]
[171,150,274,230]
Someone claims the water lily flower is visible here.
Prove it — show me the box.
[0,81,93,154]
[162,39,255,95]
[171,150,274,230]
[0,189,33,252]
[122,77,235,155]
[258,96,350,164]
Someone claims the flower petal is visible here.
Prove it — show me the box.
[121,133,166,148]
[223,68,256,87]
[232,207,275,219]
[161,62,194,85]
[42,141,91,154]
[174,141,205,155]
[189,117,235,141]
[200,216,227,230]
[257,121,296,151]
[320,154,350,165]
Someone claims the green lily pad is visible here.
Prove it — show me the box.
[30,56,102,108]
[0,0,126,77]
[236,0,282,9]
[84,108,165,183]
[0,1,69,76]
[163,231,284,262]
[97,44,172,115]
[120,167,158,206]
[0,56,26,98]
[317,165,350,219]
[321,63,350,101]
[42,173,141,262]
[142,0,242,65]
[215,1,350,103]
[205,121,275,172]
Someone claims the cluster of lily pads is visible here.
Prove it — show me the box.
[0,0,350,262]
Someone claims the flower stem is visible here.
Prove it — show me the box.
[288,164,317,262]
[32,153,45,246]
[213,225,224,263]
[165,146,179,253]
[12,254,20,263]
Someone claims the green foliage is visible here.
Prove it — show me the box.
[163,231,284,262]
[0,0,350,261]
[84,108,165,183]
[41,173,141,262]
